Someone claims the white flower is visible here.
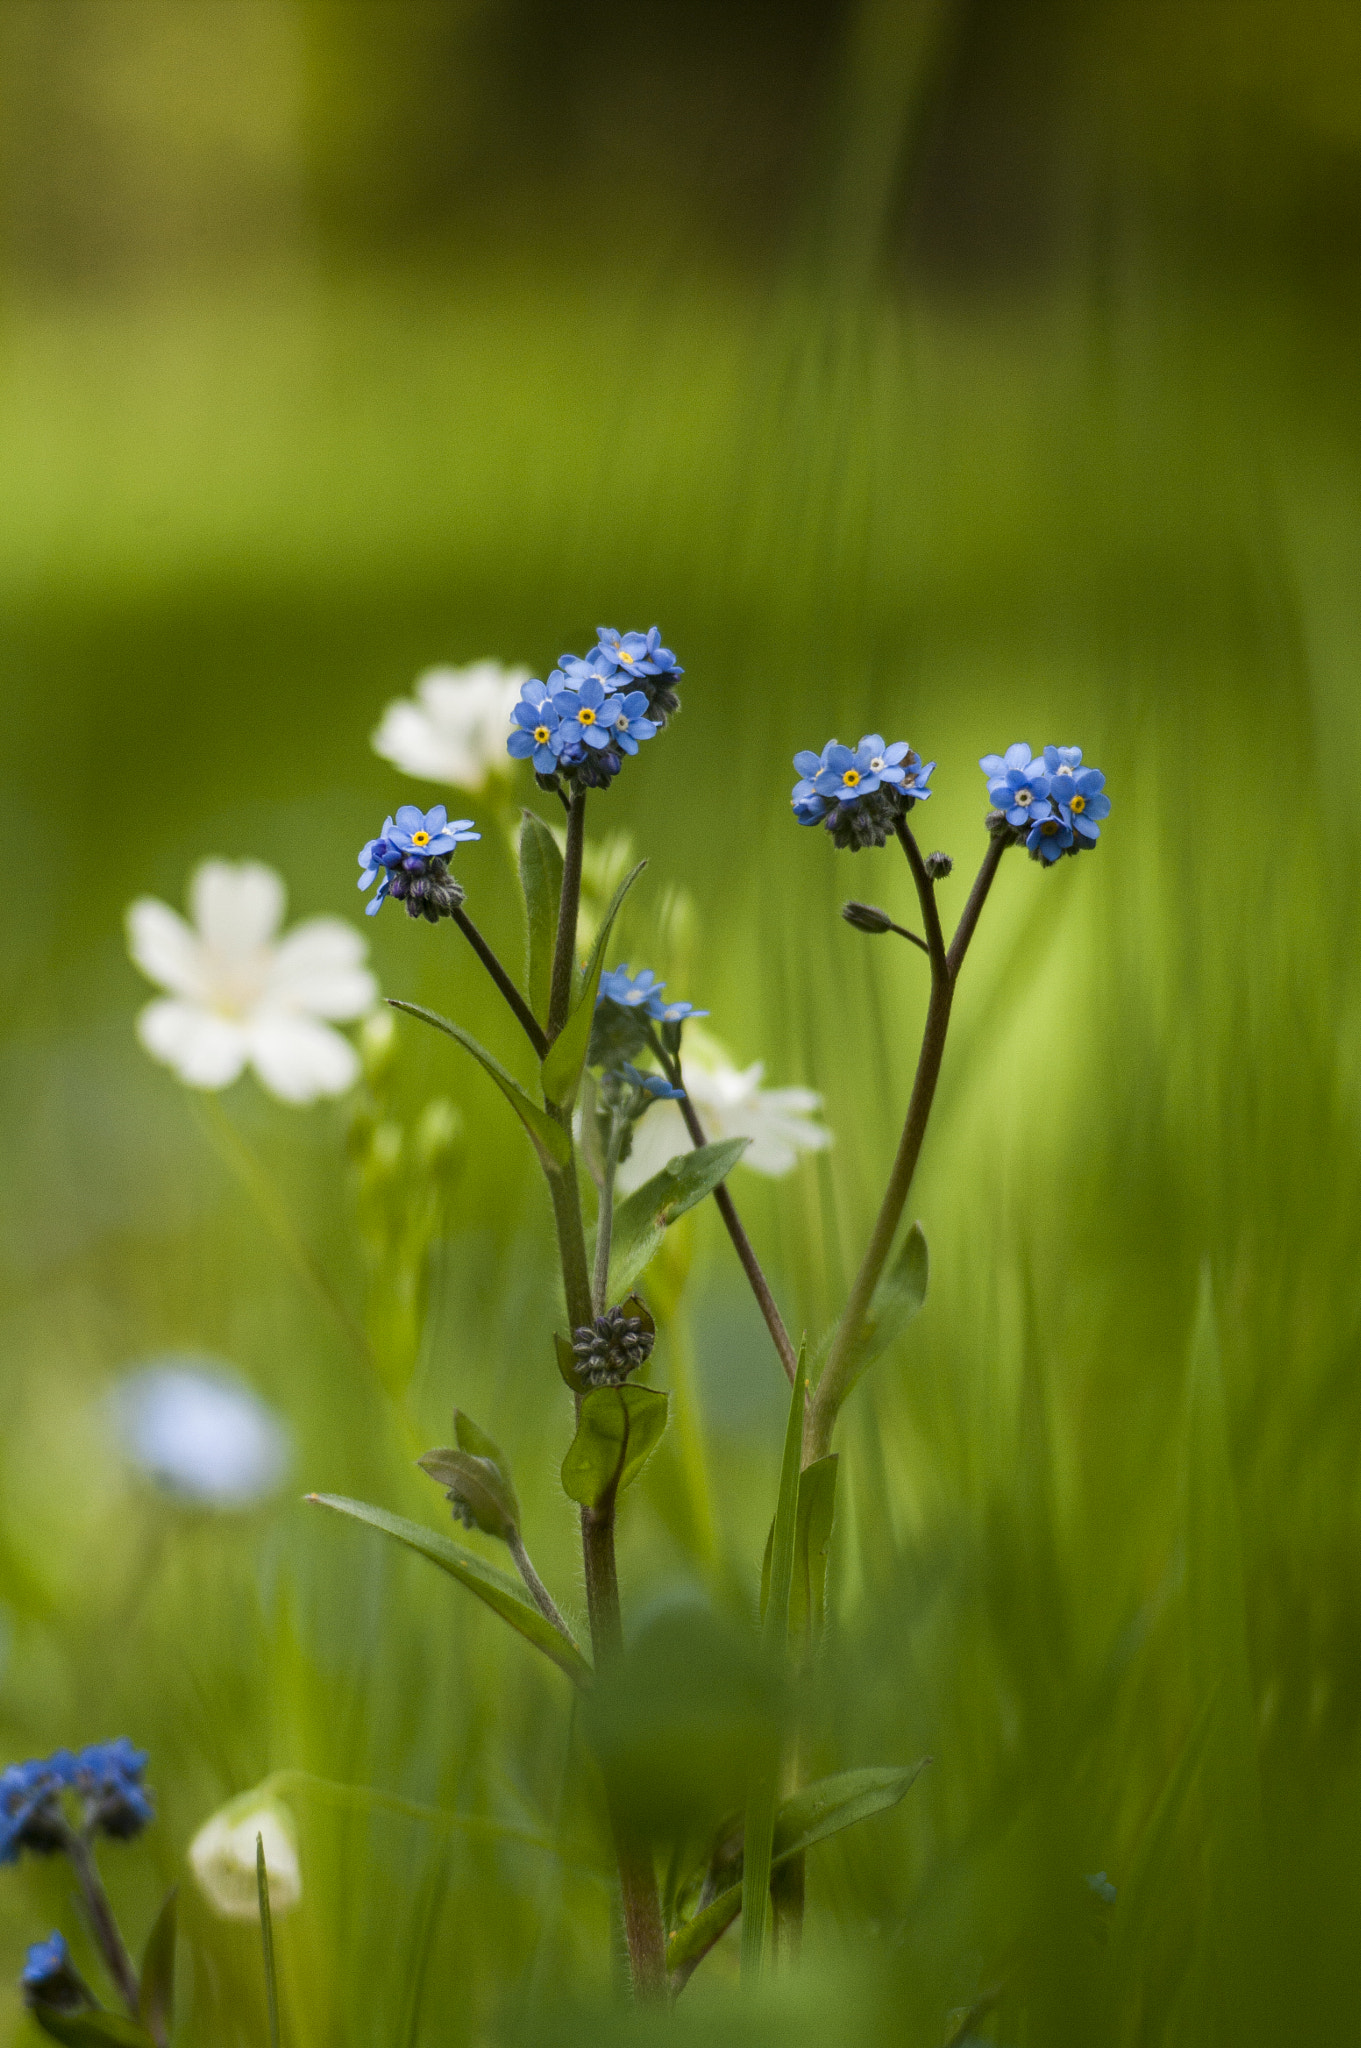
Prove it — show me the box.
[615,1030,832,1193]
[189,1794,301,1920]
[114,1360,290,1508]
[371,661,530,791]
[127,860,377,1103]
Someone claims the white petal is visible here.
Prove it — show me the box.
[266,918,378,1019]
[126,897,206,999]
[372,661,529,788]
[190,860,286,953]
[246,1013,359,1103]
[614,1103,690,1195]
[190,1800,300,1920]
[136,1000,248,1088]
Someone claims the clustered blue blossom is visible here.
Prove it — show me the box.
[597,965,706,1028]
[791,734,935,850]
[358,805,481,920]
[1,1740,152,1864]
[980,744,1111,863]
[506,627,682,794]
[21,1931,89,2014]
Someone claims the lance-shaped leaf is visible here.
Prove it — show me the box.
[519,810,564,1027]
[669,1760,929,1977]
[388,1002,570,1171]
[32,2018,156,2048]
[742,1356,805,1981]
[541,859,646,1110]
[560,1386,669,1511]
[417,1447,519,1542]
[306,1494,592,1687]
[454,1409,513,1481]
[257,1834,280,2048]
[607,1138,750,1298]
[844,1220,928,1398]
[760,1453,839,1642]
[137,1887,176,2047]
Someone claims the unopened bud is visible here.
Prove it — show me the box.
[923,850,953,879]
[360,1008,399,1084]
[842,901,893,935]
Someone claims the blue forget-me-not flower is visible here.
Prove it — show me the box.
[507,686,567,775]
[359,806,479,922]
[792,734,933,850]
[981,743,1111,860]
[21,1932,92,2014]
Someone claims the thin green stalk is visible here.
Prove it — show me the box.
[806,828,1005,1462]
[257,1834,281,2048]
[508,1529,578,1643]
[452,906,548,1057]
[592,1116,625,1314]
[547,791,587,1041]
[64,1828,141,2022]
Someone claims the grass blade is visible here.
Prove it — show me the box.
[257,1834,280,2048]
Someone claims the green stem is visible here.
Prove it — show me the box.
[508,1529,579,1645]
[452,907,548,1058]
[64,1828,144,2028]
[806,828,1004,1462]
[592,1117,625,1314]
[547,791,587,1042]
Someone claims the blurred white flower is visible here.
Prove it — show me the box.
[127,860,377,1103]
[189,1793,301,1920]
[371,661,530,791]
[616,1031,832,1193]
[114,1360,290,1508]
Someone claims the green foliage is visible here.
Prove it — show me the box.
[31,2018,154,2048]
[606,1139,749,1298]
[388,1002,571,1170]
[760,1453,839,1642]
[256,1835,280,2048]
[842,1220,929,1400]
[519,811,564,1028]
[541,859,645,1109]
[560,1386,669,1511]
[305,1495,592,1686]
[416,1446,520,1542]
[137,1888,176,2047]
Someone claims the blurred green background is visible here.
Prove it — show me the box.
[5,0,1361,2040]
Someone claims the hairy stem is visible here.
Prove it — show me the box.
[547,791,587,1041]
[593,1117,625,1314]
[806,825,1002,1462]
[65,1829,144,2028]
[654,1034,799,1387]
[507,1530,579,1645]
[452,907,548,1058]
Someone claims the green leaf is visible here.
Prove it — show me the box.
[845,1221,928,1396]
[33,2017,155,2048]
[607,1138,749,1298]
[742,1354,806,1983]
[137,1886,176,2044]
[760,1453,839,1641]
[669,1760,927,1976]
[417,1447,519,1541]
[519,810,563,1027]
[257,1832,280,2048]
[306,1494,592,1687]
[453,1409,512,1482]
[387,1002,570,1171]
[541,859,646,1109]
[560,1386,669,1510]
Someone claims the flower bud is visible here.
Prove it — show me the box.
[923,850,953,879]
[417,1447,519,1542]
[841,901,894,935]
[189,1794,301,1921]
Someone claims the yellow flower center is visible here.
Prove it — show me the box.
[842,768,861,788]
[578,706,597,726]
[412,830,431,847]
[1041,819,1059,835]
[534,725,550,744]
[1070,794,1086,813]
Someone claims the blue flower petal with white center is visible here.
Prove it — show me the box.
[509,695,564,773]
[599,965,664,1010]
[987,760,1052,826]
[606,688,658,755]
[653,998,709,1024]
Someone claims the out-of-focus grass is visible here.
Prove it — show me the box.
[3,237,1361,2048]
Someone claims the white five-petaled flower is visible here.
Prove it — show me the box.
[189,1793,301,1920]
[615,1030,832,1193]
[113,1360,291,1508]
[127,860,378,1103]
[371,661,530,791]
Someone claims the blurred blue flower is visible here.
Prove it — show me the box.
[75,1741,153,1841]
[20,1932,91,2013]
[599,965,666,1011]
[114,1360,291,1508]
[551,675,619,752]
[652,996,707,1025]
[1057,765,1111,843]
[1027,813,1074,862]
[507,692,565,774]
[595,626,680,679]
[619,1063,685,1101]
[0,1755,75,1864]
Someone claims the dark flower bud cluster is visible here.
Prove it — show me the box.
[21,1932,93,2016]
[358,806,481,919]
[842,901,895,935]
[980,744,1111,864]
[506,628,683,798]
[0,1740,153,1864]
[791,735,934,851]
[572,1304,656,1387]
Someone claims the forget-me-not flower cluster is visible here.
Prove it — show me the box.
[792,734,935,850]
[980,744,1111,863]
[358,805,481,921]
[1,1740,152,1864]
[505,627,682,794]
